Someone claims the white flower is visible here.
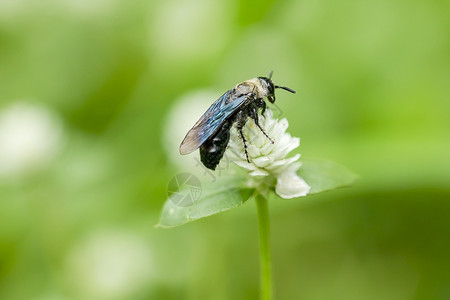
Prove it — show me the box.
[66,230,153,299]
[0,102,64,177]
[227,109,310,199]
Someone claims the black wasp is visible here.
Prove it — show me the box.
[179,72,296,170]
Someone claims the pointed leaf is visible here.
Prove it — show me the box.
[298,158,358,194]
[157,176,254,228]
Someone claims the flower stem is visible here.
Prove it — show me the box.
[255,193,272,300]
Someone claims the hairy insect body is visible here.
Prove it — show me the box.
[179,73,295,170]
[236,79,267,99]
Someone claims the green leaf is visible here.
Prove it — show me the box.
[157,159,357,228]
[156,176,254,228]
[298,158,358,194]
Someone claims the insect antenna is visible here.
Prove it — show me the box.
[275,85,296,94]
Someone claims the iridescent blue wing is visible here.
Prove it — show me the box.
[179,90,248,154]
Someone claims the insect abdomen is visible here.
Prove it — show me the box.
[200,121,232,170]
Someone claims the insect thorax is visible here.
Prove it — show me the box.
[234,78,269,99]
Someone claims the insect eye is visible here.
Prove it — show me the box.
[259,77,275,95]
[268,82,274,94]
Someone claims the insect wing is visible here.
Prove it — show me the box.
[179,91,247,154]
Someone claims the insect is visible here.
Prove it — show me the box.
[179,72,296,170]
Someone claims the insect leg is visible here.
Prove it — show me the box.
[250,106,274,144]
[254,98,266,117]
[260,100,267,117]
[236,111,250,163]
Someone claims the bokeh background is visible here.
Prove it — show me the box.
[0,0,449,299]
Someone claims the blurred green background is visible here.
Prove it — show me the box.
[0,0,449,299]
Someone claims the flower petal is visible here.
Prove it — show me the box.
[265,154,300,172]
[233,160,258,171]
[249,169,269,176]
[271,118,289,141]
[247,144,261,157]
[252,156,274,168]
[275,172,310,199]
[276,136,299,158]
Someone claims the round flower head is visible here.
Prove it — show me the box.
[227,109,310,199]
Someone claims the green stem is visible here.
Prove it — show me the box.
[255,193,272,300]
